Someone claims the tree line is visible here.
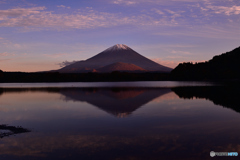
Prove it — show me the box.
[1,46,239,82]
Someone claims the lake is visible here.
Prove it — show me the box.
[0,81,239,160]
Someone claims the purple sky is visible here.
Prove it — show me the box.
[0,0,239,72]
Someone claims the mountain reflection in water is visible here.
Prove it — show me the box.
[0,86,240,160]
[60,88,171,117]
[1,86,239,115]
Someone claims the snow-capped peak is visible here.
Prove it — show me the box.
[103,44,131,52]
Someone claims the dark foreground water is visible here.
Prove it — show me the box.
[0,82,239,160]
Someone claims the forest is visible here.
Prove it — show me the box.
[171,46,240,80]
[0,46,239,82]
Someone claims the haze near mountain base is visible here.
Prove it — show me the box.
[58,44,172,73]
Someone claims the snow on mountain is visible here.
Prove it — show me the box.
[103,44,131,52]
[58,44,173,73]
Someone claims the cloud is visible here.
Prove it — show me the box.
[170,50,192,55]
[112,0,240,16]
[154,24,240,40]
[112,0,137,5]
[152,57,207,68]
[0,6,180,31]
[0,7,46,18]
[0,7,133,30]
[57,60,78,67]
[165,9,176,15]
[152,9,165,15]
[0,0,6,4]
[207,5,240,15]
[0,52,14,56]
[57,5,71,9]
[0,58,11,62]
[0,1,239,32]
[151,58,179,68]
[0,7,119,29]
[190,0,240,16]
[0,37,12,46]
[111,0,203,5]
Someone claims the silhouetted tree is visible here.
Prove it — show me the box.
[171,46,240,80]
[0,69,3,77]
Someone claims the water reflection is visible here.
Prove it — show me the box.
[1,86,239,115]
[60,88,171,117]
[0,125,30,138]
[0,86,240,160]
[172,86,240,114]
[0,87,171,117]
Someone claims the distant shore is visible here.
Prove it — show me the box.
[0,71,239,83]
[0,71,171,83]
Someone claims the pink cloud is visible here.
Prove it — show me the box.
[151,58,179,68]
[0,7,136,30]
[170,50,192,55]
[0,7,45,17]
[152,58,207,69]
[0,58,11,62]
[152,9,165,15]
[0,0,6,4]
[207,5,240,15]
[57,5,71,9]
[111,0,203,5]
[0,6,182,31]
[0,52,14,56]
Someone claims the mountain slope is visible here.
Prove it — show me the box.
[58,44,172,73]
[171,46,240,80]
[97,62,147,72]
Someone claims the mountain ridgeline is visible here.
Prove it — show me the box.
[1,45,240,82]
[171,46,240,80]
[58,44,172,73]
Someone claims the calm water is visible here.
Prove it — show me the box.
[0,82,239,160]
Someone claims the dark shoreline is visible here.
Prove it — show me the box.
[0,71,171,83]
[0,71,239,83]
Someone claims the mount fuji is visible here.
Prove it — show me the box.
[58,44,172,73]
